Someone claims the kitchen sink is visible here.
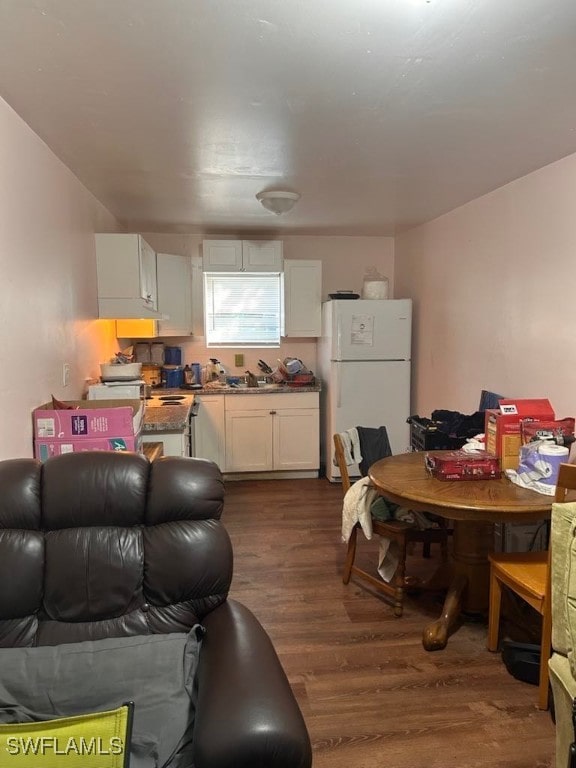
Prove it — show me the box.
[230,382,281,390]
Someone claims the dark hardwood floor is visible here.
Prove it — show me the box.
[223,477,555,768]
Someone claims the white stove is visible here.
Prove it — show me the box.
[143,393,197,457]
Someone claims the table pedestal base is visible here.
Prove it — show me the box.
[422,520,494,651]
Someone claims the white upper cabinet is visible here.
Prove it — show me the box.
[202,240,243,271]
[203,239,283,272]
[139,238,158,308]
[115,253,199,339]
[156,253,192,336]
[96,233,160,318]
[283,259,322,337]
[190,255,204,337]
[241,240,283,271]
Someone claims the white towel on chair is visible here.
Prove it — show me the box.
[341,476,378,543]
[333,428,363,467]
[377,537,399,582]
[342,485,398,583]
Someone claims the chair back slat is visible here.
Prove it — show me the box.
[333,434,352,494]
[555,463,576,501]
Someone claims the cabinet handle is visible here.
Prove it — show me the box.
[269,410,276,415]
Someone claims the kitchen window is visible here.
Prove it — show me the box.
[204,273,282,347]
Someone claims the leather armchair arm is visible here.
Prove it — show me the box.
[193,600,312,768]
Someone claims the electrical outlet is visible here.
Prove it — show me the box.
[234,353,244,368]
[62,363,71,387]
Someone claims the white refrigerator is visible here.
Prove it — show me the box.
[318,298,412,481]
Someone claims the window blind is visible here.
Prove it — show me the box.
[204,273,281,347]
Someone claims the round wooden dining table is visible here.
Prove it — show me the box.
[368,451,552,651]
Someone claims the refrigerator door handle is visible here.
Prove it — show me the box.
[336,364,341,408]
[336,317,342,360]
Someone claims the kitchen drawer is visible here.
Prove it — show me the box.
[224,393,319,412]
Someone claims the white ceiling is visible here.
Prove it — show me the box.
[1,0,576,236]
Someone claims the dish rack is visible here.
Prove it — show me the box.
[266,359,316,387]
[285,372,316,388]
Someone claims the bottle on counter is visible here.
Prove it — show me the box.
[206,359,218,382]
[245,371,259,388]
[183,365,194,386]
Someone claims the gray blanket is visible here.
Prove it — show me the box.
[0,630,202,768]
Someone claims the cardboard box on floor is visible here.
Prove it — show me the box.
[33,399,144,440]
[484,399,555,471]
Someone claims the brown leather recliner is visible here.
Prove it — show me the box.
[0,452,312,768]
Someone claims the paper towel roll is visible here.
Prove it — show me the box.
[538,443,569,486]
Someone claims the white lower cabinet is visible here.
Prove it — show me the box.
[273,408,319,470]
[225,409,273,472]
[195,395,226,468]
[224,393,319,473]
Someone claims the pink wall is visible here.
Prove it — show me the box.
[0,97,119,460]
[395,152,576,420]
[136,234,395,376]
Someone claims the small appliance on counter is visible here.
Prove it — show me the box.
[161,365,184,388]
[141,364,162,388]
[203,358,226,384]
[88,382,145,400]
[181,362,203,389]
[93,360,145,399]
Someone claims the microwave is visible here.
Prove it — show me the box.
[88,382,145,400]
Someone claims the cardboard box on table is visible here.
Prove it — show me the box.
[32,399,144,461]
[484,399,555,471]
[425,450,501,481]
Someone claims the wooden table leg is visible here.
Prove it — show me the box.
[422,573,468,650]
[422,520,495,651]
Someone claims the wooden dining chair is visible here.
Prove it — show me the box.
[487,461,576,711]
[335,433,449,617]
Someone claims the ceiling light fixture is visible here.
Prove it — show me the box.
[256,190,300,215]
